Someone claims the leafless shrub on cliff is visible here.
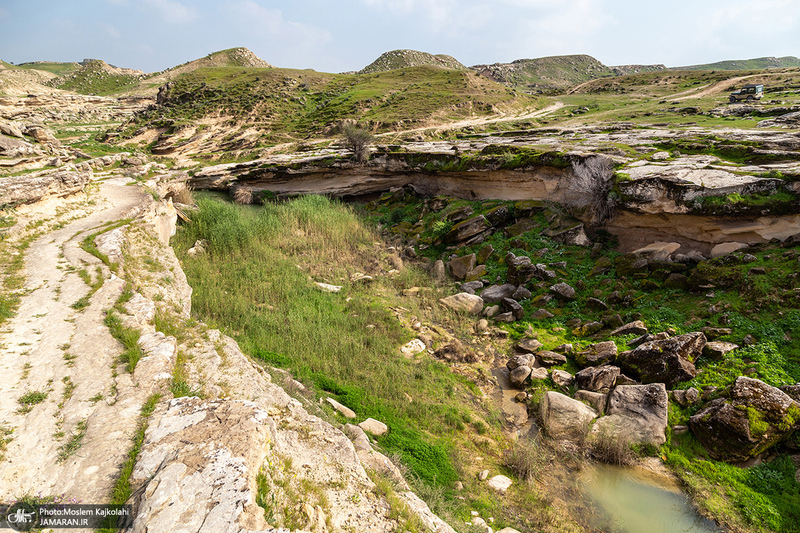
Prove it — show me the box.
[563,156,616,225]
[231,185,254,205]
[340,120,374,163]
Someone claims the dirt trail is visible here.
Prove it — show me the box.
[668,75,754,101]
[0,178,151,505]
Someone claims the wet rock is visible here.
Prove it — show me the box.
[575,390,607,415]
[440,293,484,314]
[610,320,648,337]
[549,282,576,300]
[689,377,800,462]
[574,365,621,394]
[537,350,568,366]
[480,283,517,304]
[617,332,705,387]
[591,383,669,446]
[448,254,476,280]
[541,391,598,441]
[575,341,618,366]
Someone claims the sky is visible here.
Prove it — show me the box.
[0,0,798,73]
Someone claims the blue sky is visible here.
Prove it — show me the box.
[0,0,798,73]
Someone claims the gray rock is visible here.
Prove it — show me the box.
[529,367,549,381]
[537,350,567,366]
[431,260,447,283]
[540,391,598,441]
[575,365,621,394]
[703,341,739,359]
[549,282,576,300]
[449,254,476,280]
[576,341,618,366]
[617,332,705,387]
[483,305,501,318]
[493,312,516,323]
[440,293,484,314]
[551,369,574,387]
[591,383,669,446]
[506,353,535,371]
[512,286,532,301]
[480,283,518,304]
[531,308,554,319]
[502,297,525,320]
[509,365,532,388]
[575,390,608,415]
[506,253,539,285]
[516,338,543,353]
[610,320,648,337]
[586,297,609,311]
[460,280,484,294]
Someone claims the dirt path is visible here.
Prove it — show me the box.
[0,178,151,505]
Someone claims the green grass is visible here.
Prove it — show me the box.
[57,419,87,463]
[104,312,144,373]
[176,195,492,490]
[16,390,49,414]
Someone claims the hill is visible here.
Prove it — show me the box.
[15,61,82,76]
[46,59,144,95]
[359,49,467,74]
[471,54,616,93]
[146,47,274,85]
[675,56,800,71]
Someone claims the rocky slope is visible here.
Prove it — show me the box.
[359,49,467,74]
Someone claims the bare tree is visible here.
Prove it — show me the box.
[563,155,617,224]
[340,121,374,163]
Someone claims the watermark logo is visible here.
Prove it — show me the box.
[5,503,37,532]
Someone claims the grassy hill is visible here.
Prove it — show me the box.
[15,61,81,76]
[359,49,467,74]
[113,64,539,149]
[471,54,615,93]
[675,56,800,71]
[47,59,143,95]
[146,47,274,85]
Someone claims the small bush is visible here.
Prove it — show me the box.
[340,121,374,163]
[231,185,255,205]
[589,424,635,466]
[504,438,546,483]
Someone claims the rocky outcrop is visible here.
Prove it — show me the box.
[689,377,800,462]
[617,332,705,388]
[590,383,669,446]
[0,167,93,206]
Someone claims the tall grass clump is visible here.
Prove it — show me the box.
[175,195,480,488]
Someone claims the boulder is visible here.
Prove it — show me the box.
[0,121,24,138]
[502,298,524,320]
[591,383,669,446]
[516,338,543,353]
[617,332,705,388]
[509,366,532,388]
[549,282,576,300]
[465,264,486,281]
[506,353,535,371]
[664,273,689,290]
[0,168,94,206]
[445,215,490,244]
[512,286,531,301]
[631,242,681,261]
[486,475,513,493]
[710,242,748,258]
[506,253,538,285]
[703,341,739,359]
[460,281,483,294]
[610,320,648,337]
[480,284,517,304]
[586,297,609,311]
[476,244,494,264]
[574,365,620,394]
[430,260,446,283]
[689,377,800,462]
[448,254,476,280]
[537,350,567,366]
[326,397,356,418]
[359,418,389,436]
[575,390,607,415]
[541,391,598,441]
[575,341,618,366]
[529,367,549,381]
[440,293,484,314]
[701,327,732,340]
[551,369,574,388]
[531,309,554,320]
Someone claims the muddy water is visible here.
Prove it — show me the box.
[581,464,721,533]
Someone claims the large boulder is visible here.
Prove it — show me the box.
[590,383,669,446]
[575,341,617,366]
[448,254,476,280]
[689,376,800,462]
[439,293,484,314]
[540,391,598,441]
[617,332,705,388]
[480,284,517,305]
[574,365,620,394]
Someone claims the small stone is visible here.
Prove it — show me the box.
[493,312,516,323]
[515,392,528,402]
[400,339,426,358]
[529,367,549,381]
[586,297,609,311]
[537,350,567,366]
[440,293,484,314]
[610,320,648,337]
[551,369,573,387]
[516,338,543,353]
[531,308,554,320]
[316,282,342,292]
[475,319,490,333]
[478,469,489,480]
[483,305,501,318]
[550,282,576,300]
[487,474,513,493]
[512,286,532,301]
[743,334,757,346]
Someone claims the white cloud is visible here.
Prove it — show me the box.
[144,0,198,24]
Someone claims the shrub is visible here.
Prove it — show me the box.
[589,424,635,466]
[563,156,616,224]
[340,121,374,163]
[504,438,546,483]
